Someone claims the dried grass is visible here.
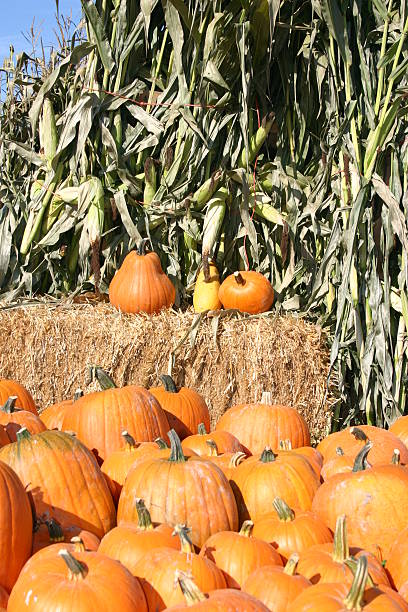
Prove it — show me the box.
[0,302,336,443]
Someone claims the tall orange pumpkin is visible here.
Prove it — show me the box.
[62,385,170,462]
[150,375,210,439]
[0,428,116,540]
[218,270,274,314]
[0,397,46,442]
[216,392,310,454]
[109,240,175,314]
[0,379,37,414]
[0,460,33,592]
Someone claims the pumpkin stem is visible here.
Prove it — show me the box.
[135,498,154,531]
[336,447,345,456]
[350,427,368,443]
[155,437,169,449]
[206,439,219,456]
[279,439,292,451]
[202,252,211,283]
[168,429,186,462]
[391,449,400,465]
[172,524,194,554]
[332,515,349,563]
[1,396,18,414]
[88,365,117,390]
[175,570,207,604]
[137,238,151,256]
[121,430,137,451]
[229,452,247,468]
[343,555,369,611]
[16,427,31,442]
[70,536,86,552]
[260,447,277,463]
[45,518,64,543]
[73,389,84,401]
[197,423,208,435]
[352,441,373,472]
[239,520,254,537]
[234,271,245,285]
[59,549,87,580]
[261,391,272,404]
[273,497,295,522]
[284,553,300,576]
[160,374,178,393]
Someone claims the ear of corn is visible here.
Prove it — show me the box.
[86,177,105,290]
[143,158,157,205]
[201,187,228,282]
[39,97,58,168]
[240,113,275,168]
[192,171,223,211]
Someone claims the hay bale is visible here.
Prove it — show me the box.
[0,303,335,443]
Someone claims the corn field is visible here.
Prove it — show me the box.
[1,0,408,430]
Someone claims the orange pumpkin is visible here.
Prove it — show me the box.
[386,526,408,589]
[200,440,248,477]
[40,389,83,430]
[8,548,148,611]
[279,439,323,477]
[0,428,116,540]
[150,375,210,439]
[117,429,238,548]
[200,520,283,588]
[131,524,226,610]
[0,396,46,442]
[390,416,408,448]
[232,447,320,523]
[242,554,311,612]
[0,425,9,447]
[62,385,170,462]
[312,443,408,560]
[252,497,332,562]
[216,393,310,454]
[218,270,274,314]
[320,446,354,480]
[0,460,33,592]
[109,240,175,314]
[182,423,246,456]
[0,379,37,414]
[0,586,8,610]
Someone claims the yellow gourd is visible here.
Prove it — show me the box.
[193,261,222,312]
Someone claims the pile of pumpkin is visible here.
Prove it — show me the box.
[2,375,408,610]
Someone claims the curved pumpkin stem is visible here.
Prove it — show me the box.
[175,570,207,604]
[391,449,400,465]
[1,396,18,414]
[160,374,178,393]
[234,271,245,285]
[332,515,349,563]
[284,553,300,576]
[88,365,116,390]
[73,389,84,401]
[352,441,373,472]
[70,536,86,552]
[336,447,345,456]
[16,427,31,442]
[137,238,151,256]
[273,497,295,522]
[229,452,247,468]
[350,427,368,443]
[261,391,272,404]
[343,555,368,611]
[279,439,292,451]
[135,498,154,531]
[45,518,64,543]
[260,447,277,463]
[197,423,208,435]
[172,524,194,554]
[206,439,219,456]
[168,429,186,462]
[59,549,87,580]
[155,437,169,449]
[239,520,254,537]
[121,431,137,451]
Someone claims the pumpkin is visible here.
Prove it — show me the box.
[165,571,269,611]
[0,586,8,610]
[0,460,33,592]
[317,425,408,466]
[0,379,37,414]
[62,384,170,462]
[0,396,46,442]
[218,270,274,314]
[200,520,283,588]
[0,428,116,540]
[182,423,245,456]
[242,554,311,612]
[320,446,354,480]
[150,375,210,439]
[99,498,179,572]
[0,425,9,447]
[399,582,408,604]
[32,518,65,554]
[200,440,248,476]
[288,556,406,612]
[385,526,408,589]
[216,392,310,454]
[252,497,332,562]
[312,442,408,560]
[8,548,148,611]
[131,524,226,610]
[40,389,83,430]
[109,239,175,314]
[232,447,320,523]
[279,439,323,477]
[296,515,389,587]
[390,416,408,449]
[117,429,238,548]
[193,259,222,312]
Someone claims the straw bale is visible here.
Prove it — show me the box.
[0,303,335,443]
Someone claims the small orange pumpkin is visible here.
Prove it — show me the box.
[109,240,175,314]
[40,389,83,430]
[218,270,274,314]
[182,423,246,456]
[0,397,46,442]
[0,379,37,414]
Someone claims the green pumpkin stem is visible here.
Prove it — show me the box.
[175,570,207,604]
[160,374,178,393]
[336,447,345,456]
[273,497,295,522]
[70,536,86,552]
[73,389,84,401]
[352,441,373,472]
[135,498,154,531]
[16,427,31,442]
[168,429,186,462]
[260,447,277,463]
[1,396,18,414]
[59,549,87,580]
[284,553,300,576]
[137,238,150,256]
[206,439,219,456]
[121,430,137,450]
[155,437,169,449]
[350,427,368,443]
[239,520,254,537]
[391,449,400,465]
[279,439,292,451]
[197,423,208,435]
[45,519,64,543]
[229,452,247,467]
[343,555,369,611]
[172,524,194,554]
[234,271,245,285]
[88,365,116,390]
[332,515,349,563]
